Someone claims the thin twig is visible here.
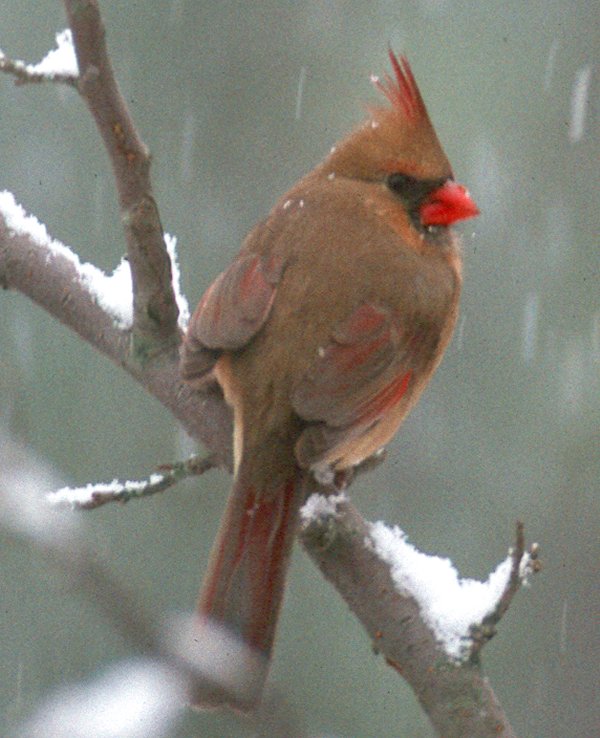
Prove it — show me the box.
[48,453,219,510]
[0,54,78,86]
[470,521,541,656]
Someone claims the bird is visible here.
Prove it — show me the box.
[180,50,479,708]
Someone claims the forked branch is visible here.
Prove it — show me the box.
[0,4,538,736]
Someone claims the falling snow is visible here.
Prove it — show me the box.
[455,314,466,352]
[559,599,568,654]
[568,65,592,142]
[522,292,539,364]
[295,66,307,119]
[179,111,197,183]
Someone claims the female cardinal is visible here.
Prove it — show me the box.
[181,51,478,708]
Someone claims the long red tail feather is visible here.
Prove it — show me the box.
[195,459,306,707]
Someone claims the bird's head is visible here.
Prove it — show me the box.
[324,50,479,229]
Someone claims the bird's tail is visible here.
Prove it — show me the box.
[192,457,307,708]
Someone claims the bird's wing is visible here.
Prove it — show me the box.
[292,302,416,470]
[180,250,285,384]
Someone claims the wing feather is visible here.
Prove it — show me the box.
[292,303,414,469]
[180,251,284,384]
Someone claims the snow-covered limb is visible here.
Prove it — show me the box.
[0,191,189,332]
[2,3,183,352]
[301,495,529,738]
[367,521,512,659]
[367,519,539,660]
[48,454,218,510]
[0,29,79,86]
[0,190,133,329]
[0,190,232,460]
[1,1,225,451]
[303,494,538,663]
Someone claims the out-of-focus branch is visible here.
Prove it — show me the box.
[64,0,179,356]
[1,431,307,738]
[300,497,537,738]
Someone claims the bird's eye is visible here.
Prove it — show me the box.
[386,172,418,196]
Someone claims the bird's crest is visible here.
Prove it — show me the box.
[372,50,427,121]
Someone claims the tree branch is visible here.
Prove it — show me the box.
[0,4,538,735]
[300,497,537,738]
[47,453,219,510]
[470,521,540,657]
[65,0,180,356]
[0,54,78,87]
[0,28,79,87]
[0,214,233,468]
[0,431,306,738]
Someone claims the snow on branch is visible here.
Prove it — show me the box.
[0,190,133,328]
[48,454,217,510]
[302,493,538,662]
[301,493,534,738]
[0,29,79,86]
[367,519,537,659]
[0,191,189,331]
[300,490,347,520]
[165,233,190,330]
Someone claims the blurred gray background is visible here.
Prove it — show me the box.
[1,1,598,736]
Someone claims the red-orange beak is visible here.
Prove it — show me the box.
[419,181,479,227]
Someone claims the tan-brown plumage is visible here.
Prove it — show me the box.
[181,52,478,708]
